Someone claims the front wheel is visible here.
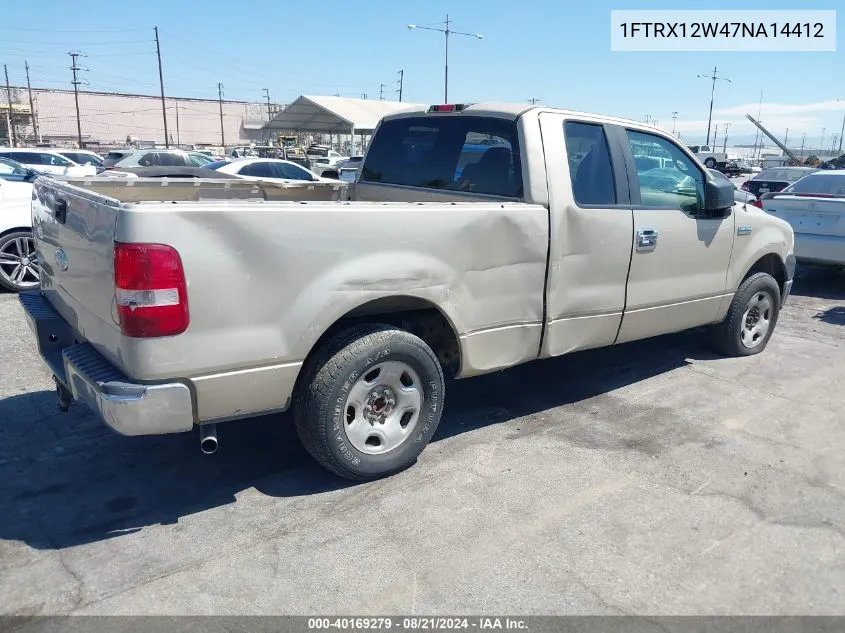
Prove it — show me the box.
[708,272,781,356]
[294,324,446,480]
[704,158,718,168]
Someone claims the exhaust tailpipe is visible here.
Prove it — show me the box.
[199,424,218,455]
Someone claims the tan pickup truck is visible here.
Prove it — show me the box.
[20,102,795,480]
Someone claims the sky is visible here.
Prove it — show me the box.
[1,0,843,148]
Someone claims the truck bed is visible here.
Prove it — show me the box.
[32,176,549,423]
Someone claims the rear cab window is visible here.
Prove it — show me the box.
[563,121,616,206]
[361,115,523,198]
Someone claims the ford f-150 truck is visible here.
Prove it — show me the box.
[20,102,795,480]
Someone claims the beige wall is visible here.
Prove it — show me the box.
[8,87,271,147]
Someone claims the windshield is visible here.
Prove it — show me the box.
[756,168,814,182]
[205,160,231,170]
[785,174,845,195]
[638,168,695,191]
[0,157,28,175]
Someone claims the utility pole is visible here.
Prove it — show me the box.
[528,97,539,105]
[714,124,719,149]
[218,83,225,147]
[3,65,17,147]
[671,111,678,136]
[800,133,807,156]
[154,27,169,148]
[697,67,732,147]
[643,114,651,124]
[820,127,825,154]
[783,128,789,149]
[397,69,404,102]
[174,100,180,147]
[262,88,272,121]
[722,122,730,153]
[379,83,385,101]
[407,15,482,103]
[24,61,39,143]
[68,51,85,149]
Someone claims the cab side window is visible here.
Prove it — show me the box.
[564,122,616,206]
[626,130,704,214]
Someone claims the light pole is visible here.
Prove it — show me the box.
[408,15,482,103]
[671,111,678,136]
[837,98,844,154]
[697,67,731,147]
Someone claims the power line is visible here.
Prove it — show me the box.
[0,26,148,33]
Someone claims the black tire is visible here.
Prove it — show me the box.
[704,158,717,168]
[293,324,446,480]
[0,230,40,293]
[708,272,781,357]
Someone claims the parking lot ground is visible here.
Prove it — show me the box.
[1,265,844,616]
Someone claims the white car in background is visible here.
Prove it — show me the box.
[307,146,346,176]
[0,167,38,292]
[208,158,341,183]
[107,148,215,170]
[56,149,104,168]
[761,170,845,267]
[0,148,96,177]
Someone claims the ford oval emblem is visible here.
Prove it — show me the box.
[55,248,68,271]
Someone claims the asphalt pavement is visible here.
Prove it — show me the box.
[1,264,844,615]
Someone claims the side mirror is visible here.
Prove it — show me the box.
[702,177,734,217]
[25,169,38,182]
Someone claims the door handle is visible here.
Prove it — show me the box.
[636,228,658,252]
[53,199,68,224]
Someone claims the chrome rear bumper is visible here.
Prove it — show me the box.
[18,290,194,436]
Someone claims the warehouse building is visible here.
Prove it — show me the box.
[1,86,276,149]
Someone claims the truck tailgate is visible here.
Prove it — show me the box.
[32,178,122,360]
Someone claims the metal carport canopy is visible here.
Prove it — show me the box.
[262,95,423,134]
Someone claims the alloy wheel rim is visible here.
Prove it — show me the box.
[0,237,40,290]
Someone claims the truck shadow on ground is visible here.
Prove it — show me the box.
[1,265,841,551]
[0,328,717,551]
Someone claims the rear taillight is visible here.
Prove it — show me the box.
[740,181,751,192]
[114,242,189,338]
[751,199,763,208]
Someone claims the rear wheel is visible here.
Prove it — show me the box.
[0,230,40,292]
[708,272,781,356]
[704,158,717,168]
[294,324,445,480]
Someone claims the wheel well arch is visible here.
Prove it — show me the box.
[0,226,33,239]
[303,296,462,379]
[741,253,787,294]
